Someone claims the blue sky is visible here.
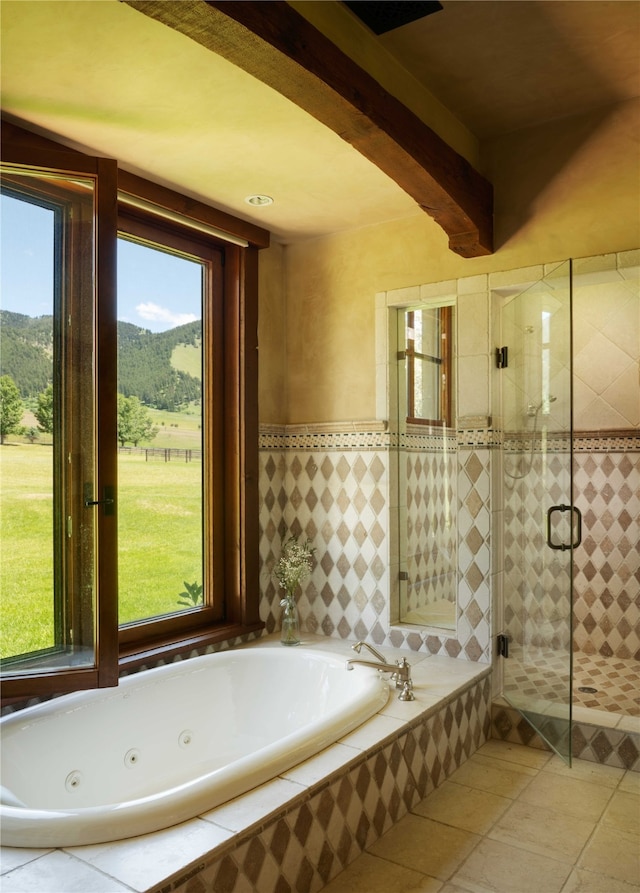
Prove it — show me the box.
[1,193,202,332]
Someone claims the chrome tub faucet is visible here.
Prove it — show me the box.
[346,641,415,701]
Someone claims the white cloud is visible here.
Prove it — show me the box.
[135,302,197,328]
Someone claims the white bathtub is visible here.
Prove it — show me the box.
[0,646,389,848]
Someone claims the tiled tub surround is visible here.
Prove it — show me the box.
[0,636,491,893]
[321,737,640,893]
[259,424,492,664]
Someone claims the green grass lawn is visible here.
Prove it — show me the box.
[118,452,202,624]
[0,443,202,659]
[0,444,55,657]
[140,407,202,450]
[171,343,202,380]
[16,406,202,451]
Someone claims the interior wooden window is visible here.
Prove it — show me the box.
[0,123,262,703]
[406,305,453,427]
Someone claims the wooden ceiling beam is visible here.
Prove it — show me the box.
[124,0,493,257]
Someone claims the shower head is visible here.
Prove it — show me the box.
[527,395,557,416]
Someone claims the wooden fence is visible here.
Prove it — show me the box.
[118,446,201,462]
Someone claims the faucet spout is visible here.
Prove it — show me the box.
[346,658,402,676]
[346,643,415,701]
[352,640,387,664]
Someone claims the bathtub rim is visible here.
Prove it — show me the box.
[0,635,493,892]
[0,646,390,848]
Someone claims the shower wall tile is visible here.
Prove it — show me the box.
[573,254,639,431]
[573,441,640,661]
[500,431,640,663]
[501,440,573,654]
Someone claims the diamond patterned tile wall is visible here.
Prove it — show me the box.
[502,440,572,654]
[260,439,391,644]
[501,433,639,664]
[259,425,492,663]
[573,440,640,661]
[404,432,457,617]
[456,447,492,662]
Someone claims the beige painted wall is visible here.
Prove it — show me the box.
[259,99,640,425]
[258,243,287,423]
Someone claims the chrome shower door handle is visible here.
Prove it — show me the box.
[546,504,582,551]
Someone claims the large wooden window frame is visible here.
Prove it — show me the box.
[1,122,264,703]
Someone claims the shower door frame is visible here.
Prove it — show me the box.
[497,260,575,765]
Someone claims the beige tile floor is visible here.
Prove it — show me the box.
[320,739,640,893]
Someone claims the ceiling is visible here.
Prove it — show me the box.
[1,0,638,245]
[378,0,640,140]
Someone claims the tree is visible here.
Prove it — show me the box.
[35,383,54,434]
[0,375,24,444]
[117,394,158,447]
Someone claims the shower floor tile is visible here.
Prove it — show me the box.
[503,646,640,717]
[573,653,640,717]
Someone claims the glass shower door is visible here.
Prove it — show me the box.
[498,260,575,764]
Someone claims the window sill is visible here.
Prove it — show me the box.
[118,620,266,673]
[0,622,266,709]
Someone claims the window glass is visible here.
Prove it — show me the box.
[116,237,204,625]
[1,174,98,671]
[405,306,453,426]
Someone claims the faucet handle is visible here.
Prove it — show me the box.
[398,680,415,701]
[391,656,412,691]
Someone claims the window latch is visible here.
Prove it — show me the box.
[84,484,115,516]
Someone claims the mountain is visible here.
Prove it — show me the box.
[0,311,202,410]
[0,312,53,397]
[117,319,202,410]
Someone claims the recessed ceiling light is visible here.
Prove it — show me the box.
[245,194,274,207]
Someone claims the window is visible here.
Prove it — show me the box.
[0,123,264,701]
[405,305,453,427]
[116,232,206,630]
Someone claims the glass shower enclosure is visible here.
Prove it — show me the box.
[497,260,575,764]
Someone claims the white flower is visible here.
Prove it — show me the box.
[275,535,315,598]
